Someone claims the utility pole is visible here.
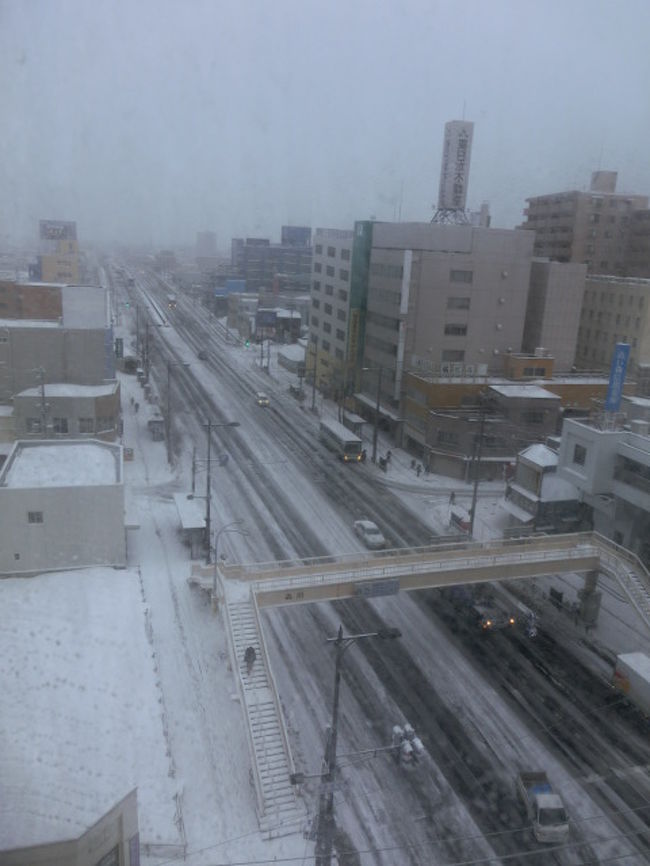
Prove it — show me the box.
[202,420,240,563]
[205,420,212,562]
[191,446,196,495]
[311,338,318,412]
[314,625,401,866]
[136,304,140,359]
[468,395,487,539]
[144,319,150,380]
[37,367,47,436]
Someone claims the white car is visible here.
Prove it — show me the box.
[255,391,270,407]
[354,519,386,550]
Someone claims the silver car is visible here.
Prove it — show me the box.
[354,519,386,550]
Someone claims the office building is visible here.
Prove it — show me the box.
[350,220,535,428]
[230,227,312,292]
[308,228,354,395]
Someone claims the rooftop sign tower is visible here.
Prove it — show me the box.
[432,120,474,224]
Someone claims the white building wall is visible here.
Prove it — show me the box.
[0,482,125,574]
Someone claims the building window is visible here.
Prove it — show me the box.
[338,289,348,302]
[322,339,330,351]
[323,322,331,333]
[441,349,465,362]
[96,416,114,431]
[437,430,459,445]
[327,246,336,257]
[52,417,69,434]
[312,315,319,327]
[573,444,587,466]
[315,244,323,254]
[447,296,471,310]
[336,328,345,341]
[337,309,346,321]
[312,298,320,309]
[324,303,332,315]
[450,269,473,284]
[78,417,94,433]
[444,324,468,336]
[314,262,322,273]
[313,280,321,291]
[335,348,344,360]
[325,284,333,295]
[341,248,351,261]
[28,511,44,524]
[326,265,335,277]
[522,410,544,424]
[339,269,349,281]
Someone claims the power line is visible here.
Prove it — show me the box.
[159,803,650,866]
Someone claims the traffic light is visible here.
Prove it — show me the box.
[124,301,130,308]
[245,338,250,348]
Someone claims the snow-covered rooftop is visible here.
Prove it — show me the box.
[490,384,560,400]
[0,317,60,329]
[1,441,121,488]
[15,382,118,399]
[520,443,558,468]
[0,569,177,848]
[278,344,305,362]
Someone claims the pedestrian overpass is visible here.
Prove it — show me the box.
[189,531,650,838]
[218,531,650,628]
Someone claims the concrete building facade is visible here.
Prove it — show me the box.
[351,220,535,418]
[518,171,648,275]
[0,439,125,575]
[308,228,354,396]
[575,274,650,372]
[1,789,139,866]
[522,260,587,371]
[557,417,650,565]
[0,284,114,403]
[12,382,121,440]
[230,227,312,292]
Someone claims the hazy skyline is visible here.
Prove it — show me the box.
[2,0,650,250]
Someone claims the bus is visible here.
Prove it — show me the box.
[167,294,177,309]
[319,418,363,463]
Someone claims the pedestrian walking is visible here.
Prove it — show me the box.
[244,646,256,674]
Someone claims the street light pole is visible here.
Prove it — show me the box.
[211,520,246,612]
[315,625,401,866]
[372,366,383,464]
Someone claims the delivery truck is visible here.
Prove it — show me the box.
[516,770,569,843]
[613,652,650,715]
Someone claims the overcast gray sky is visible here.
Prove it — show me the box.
[2,0,650,249]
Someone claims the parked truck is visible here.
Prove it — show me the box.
[516,771,569,843]
[613,652,650,715]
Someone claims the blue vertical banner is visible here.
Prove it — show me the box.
[604,343,630,412]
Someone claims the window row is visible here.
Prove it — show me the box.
[25,417,114,434]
